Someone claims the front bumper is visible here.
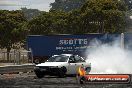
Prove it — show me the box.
[34,66,61,75]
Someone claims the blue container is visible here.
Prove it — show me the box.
[27,34,121,59]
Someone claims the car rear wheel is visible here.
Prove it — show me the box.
[85,67,91,73]
[80,76,86,84]
[34,59,40,64]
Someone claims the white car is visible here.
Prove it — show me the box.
[34,54,91,78]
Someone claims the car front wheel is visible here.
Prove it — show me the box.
[34,68,44,78]
[58,66,67,78]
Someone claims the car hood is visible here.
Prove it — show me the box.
[36,62,67,67]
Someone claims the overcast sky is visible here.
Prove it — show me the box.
[0,0,55,11]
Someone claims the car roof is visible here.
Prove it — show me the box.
[52,54,85,60]
[60,54,73,57]
[52,54,73,57]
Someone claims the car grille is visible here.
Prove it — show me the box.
[38,66,59,75]
[38,66,59,71]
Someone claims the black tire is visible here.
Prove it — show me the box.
[58,66,67,78]
[85,67,91,73]
[34,59,40,64]
[34,68,44,78]
[80,76,86,84]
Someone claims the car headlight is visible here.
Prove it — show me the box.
[34,66,39,69]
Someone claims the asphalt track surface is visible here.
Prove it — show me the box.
[0,72,132,88]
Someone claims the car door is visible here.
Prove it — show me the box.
[74,55,86,74]
[67,56,77,74]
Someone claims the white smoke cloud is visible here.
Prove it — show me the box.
[86,38,132,74]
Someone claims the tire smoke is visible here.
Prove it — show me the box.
[86,39,132,74]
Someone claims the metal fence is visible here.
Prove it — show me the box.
[0,49,33,65]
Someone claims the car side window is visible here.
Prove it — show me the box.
[69,56,75,63]
[74,55,85,63]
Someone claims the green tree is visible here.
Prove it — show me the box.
[66,10,82,34]
[28,10,68,34]
[50,0,87,12]
[124,0,132,32]
[79,0,127,33]
[28,0,127,34]
[21,7,42,20]
[0,10,27,61]
[124,0,132,10]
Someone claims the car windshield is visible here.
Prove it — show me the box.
[47,55,69,62]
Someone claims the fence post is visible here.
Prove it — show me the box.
[121,33,124,49]
[16,50,20,65]
[18,50,21,64]
[14,49,16,65]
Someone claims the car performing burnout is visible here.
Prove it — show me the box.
[34,54,91,78]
